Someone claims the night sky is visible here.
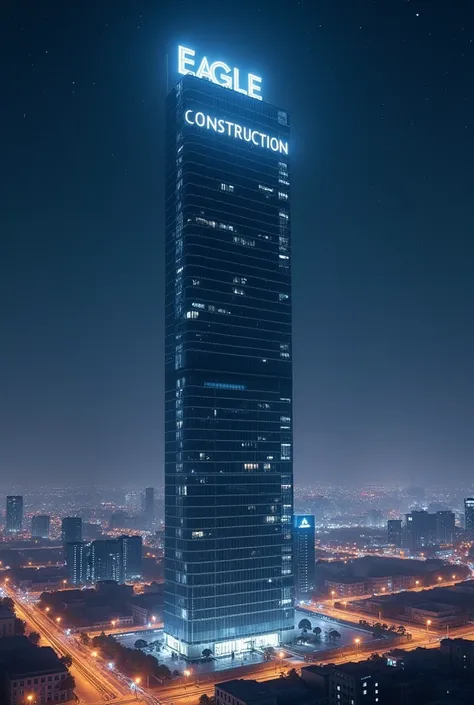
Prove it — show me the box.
[2,0,473,486]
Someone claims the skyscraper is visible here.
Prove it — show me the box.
[6,496,23,533]
[31,515,51,539]
[66,542,88,585]
[435,510,455,545]
[144,487,155,524]
[61,517,83,545]
[119,535,142,583]
[405,511,437,552]
[465,498,474,536]
[293,515,315,600]
[164,46,294,659]
[90,539,121,583]
[88,536,142,584]
[387,519,403,548]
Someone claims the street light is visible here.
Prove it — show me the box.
[354,638,361,651]
[45,607,50,613]
[184,669,191,689]
[55,617,61,624]
[132,677,141,699]
[111,620,116,628]
[438,576,442,582]
[426,619,432,633]
[62,580,67,586]
[452,574,456,580]
[91,651,98,658]
[415,580,420,587]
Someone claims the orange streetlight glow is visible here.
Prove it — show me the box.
[91,651,98,657]
[55,617,61,623]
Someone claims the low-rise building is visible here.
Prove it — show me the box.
[215,676,328,705]
[404,602,467,629]
[0,637,73,705]
[326,579,367,598]
[0,607,16,638]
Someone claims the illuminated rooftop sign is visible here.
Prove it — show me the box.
[298,518,311,529]
[178,45,263,101]
[184,110,288,155]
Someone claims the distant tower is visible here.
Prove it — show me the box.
[293,515,316,600]
[6,496,23,533]
[31,515,51,539]
[61,517,83,545]
[387,519,403,548]
[119,535,142,583]
[144,487,155,524]
[66,542,88,585]
[465,498,474,537]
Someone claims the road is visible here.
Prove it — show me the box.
[3,587,134,703]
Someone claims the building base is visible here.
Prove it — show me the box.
[164,626,294,661]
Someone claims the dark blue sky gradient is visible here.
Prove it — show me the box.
[1,0,473,484]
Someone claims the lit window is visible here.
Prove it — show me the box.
[185,311,199,319]
[220,183,234,193]
[278,110,288,125]
[192,302,205,309]
[219,222,235,231]
[233,235,255,248]
[281,444,291,460]
[279,211,289,220]
[279,293,289,301]
[204,382,246,390]
[233,276,247,284]
[278,191,289,200]
[244,463,258,470]
[258,184,274,193]
[233,288,245,296]
[192,531,204,539]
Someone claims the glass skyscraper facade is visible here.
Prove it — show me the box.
[164,71,294,659]
[6,496,23,533]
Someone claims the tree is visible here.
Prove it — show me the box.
[172,670,181,677]
[60,655,73,667]
[369,653,383,662]
[1,597,14,611]
[134,639,148,649]
[28,631,41,645]
[298,618,312,633]
[397,625,406,635]
[328,629,341,641]
[79,632,90,646]
[287,668,299,681]
[202,648,213,660]
[199,696,212,705]
[60,674,76,692]
[263,646,276,661]
[14,618,26,635]
[156,664,172,680]
[313,626,322,639]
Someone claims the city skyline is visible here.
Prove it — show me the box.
[2,0,473,486]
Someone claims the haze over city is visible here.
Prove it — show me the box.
[2,0,473,486]
[2,3,474,705]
